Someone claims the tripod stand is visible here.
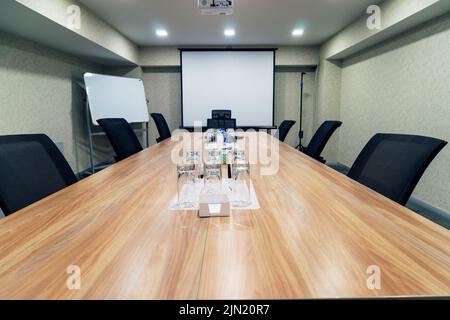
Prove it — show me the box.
[296,72,306,150]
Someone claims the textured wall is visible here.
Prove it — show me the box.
[0,30,110,173]
[274,72,316,148]
[140,46,319,67]
[316,0,450,163]
[316,56,342,162]
[338,13,450,212]
[142,69,181,145]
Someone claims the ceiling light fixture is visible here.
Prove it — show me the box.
[156,29,168,37]
[292,28,304,37]
[224,29,235,37]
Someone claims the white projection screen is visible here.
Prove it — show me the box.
[181,50,275,127]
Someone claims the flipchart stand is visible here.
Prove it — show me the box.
[83,97,150,176]
[78,73,151,175]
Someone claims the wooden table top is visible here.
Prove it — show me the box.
[0,133,449,299]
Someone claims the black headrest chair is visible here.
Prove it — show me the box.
[151,113,171,143]
[276,120,296,142]
[0,134,78,216]
[207,118,237,130]
[97,118,143,161]
[348,133,447,206]
[302,121,342,163]
[212,110,232,119]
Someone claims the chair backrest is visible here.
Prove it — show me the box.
[304,121,342,160]
[276,120,296,142]
[348,134,447,206]
[97,118,143,161]
[0,134,77,216]
[212,110,232,119]
[207,118,237,129]
[151,113,171,143]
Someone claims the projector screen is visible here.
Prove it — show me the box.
[181,50,275,127]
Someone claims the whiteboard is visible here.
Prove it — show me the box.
[84,73,149,126]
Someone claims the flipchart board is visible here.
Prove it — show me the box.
[83,73,149,125]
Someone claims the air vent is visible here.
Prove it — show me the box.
[198,0,234,16]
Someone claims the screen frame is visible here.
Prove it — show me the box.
[179,48,278,129]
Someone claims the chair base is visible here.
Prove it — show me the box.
[300,146,326,164]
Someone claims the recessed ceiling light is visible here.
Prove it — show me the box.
[224,29,235,37]
[156,29,168,37]
[292,28,304,36]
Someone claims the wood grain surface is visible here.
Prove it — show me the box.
[0,133,448,299]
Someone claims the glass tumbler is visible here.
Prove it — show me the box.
[176,162,197,209]
[205,129,217,143]
[204,163,222,194]
[231,161,251,208]
[226,129,235,143]
[233,149,246,162]
[185,150,203,179]
[186,150,200,163]
[206,149,222,164]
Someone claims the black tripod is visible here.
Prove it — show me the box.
[296,72,306,150]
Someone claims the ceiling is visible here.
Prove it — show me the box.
[78,0,383,46]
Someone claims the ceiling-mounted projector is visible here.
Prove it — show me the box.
[198,0,234,16]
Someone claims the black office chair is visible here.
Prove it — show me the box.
[151,113,171,143]
[207,118,237,129]
[348,134,447,206]
[0,134,78,216]
[212,110,232,119]
[276,120,296,142]
[97,118,143,161]
[302,121,342,162]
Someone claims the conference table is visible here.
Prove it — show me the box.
[0,133,449,299]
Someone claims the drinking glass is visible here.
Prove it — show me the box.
[233,149,246,162]
[205,129,216,143]
[206,149,222,164]
[186,150,200,163]
[204,163,222,194]
[185,150,203,179]
[226,129,235,143]
[231,161,251,207]
[176,162,197,209]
